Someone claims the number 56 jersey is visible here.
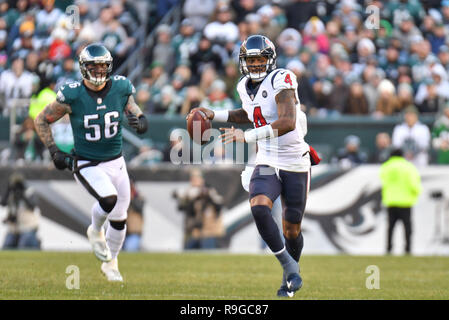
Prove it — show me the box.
[56,76,135,161]
[237,68,310,172]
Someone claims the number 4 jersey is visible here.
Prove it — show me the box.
[56,76,135,161]
[237,68,310,172]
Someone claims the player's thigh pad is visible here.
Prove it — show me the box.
[105,157,131,221]
[249,165,282,203]
[74,160,117,200]
[279,170,310,224]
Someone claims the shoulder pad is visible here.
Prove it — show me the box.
[56,81,82,105]
[272,69,298,93]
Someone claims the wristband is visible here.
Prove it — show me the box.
[244,125,275,143]
[213,110,229,122]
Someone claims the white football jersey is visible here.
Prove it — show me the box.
[237,68,310,172]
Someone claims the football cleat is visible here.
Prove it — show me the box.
[277,285,291,298]
[87,225,112,262]
[286,273,303,294]
[101,258,123,282]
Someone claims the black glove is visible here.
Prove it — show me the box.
[127,113,148,134]
[48,145,73,171]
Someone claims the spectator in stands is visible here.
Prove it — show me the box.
[245,13,261,37]
[172,18,200,67]
[203,4,239,46]
[257,4,282,41]
[332,134,368,168]
[198,65,218,97]
[152,84,183,116]
[222,60,240,103]
[231,0,258,24]
[101,19,133,70]
[200,79,235,112]
[369,132,393,164]
[189,35,223,83]
[375,79,400,116]
[0,56,33,115]
[11,16,42,59]
[344,80,369,115]
[391,12,423,51]
[276,28,302,68]
[438,45,449,73]
[302,16,329,55]
[152,24,175,74]
[1,173,41,250]
[182,0,216,32]
[379,45,401,84]
[35,0,63,36]
[362,66,383,113]
[392,105,431,167]
[397,83,415,113]
[415,64,449,113]
[327,72,349,116]
[91,5,114,41]
[431,103,449,164]
[283,0,317,30]
[287,60,316,113]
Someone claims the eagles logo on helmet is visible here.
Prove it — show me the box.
[79,43,113,86]
[239,35,277,82]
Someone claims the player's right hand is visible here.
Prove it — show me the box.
[186,107,214,122]
[48,145,73,171]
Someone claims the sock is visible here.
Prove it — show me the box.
[251,205,284,253]
[285,232,304,263]
[106,223,127,260]
[275,247,298,278]
[281,233,304,288]
[91,202,108,232]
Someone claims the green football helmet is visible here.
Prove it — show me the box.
[79,43,113,86]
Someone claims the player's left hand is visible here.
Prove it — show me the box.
[219,126,245,144]
[127,112,148,134]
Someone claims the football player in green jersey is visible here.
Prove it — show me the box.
[35,43,148,282]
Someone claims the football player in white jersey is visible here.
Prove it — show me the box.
[187,35,315,297]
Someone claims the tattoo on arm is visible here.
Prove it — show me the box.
[125,95,143,116]
[228,109,251,124]
[34,100,71,148]
[272,89,297,136]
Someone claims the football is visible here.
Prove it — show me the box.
[187,110,211,145]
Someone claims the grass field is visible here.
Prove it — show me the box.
[0,251,448,300]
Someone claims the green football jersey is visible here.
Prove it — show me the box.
[56,75,135,161]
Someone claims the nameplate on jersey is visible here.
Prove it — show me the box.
[97,105,106,110]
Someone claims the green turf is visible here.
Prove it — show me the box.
[0,251,448,300]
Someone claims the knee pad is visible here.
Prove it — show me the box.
[251,205,271,220]
[99,195,117,213]
[109,219,127,231]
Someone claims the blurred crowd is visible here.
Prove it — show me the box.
[3,0,449,166]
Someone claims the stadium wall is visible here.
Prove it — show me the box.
[1,164,449,255]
